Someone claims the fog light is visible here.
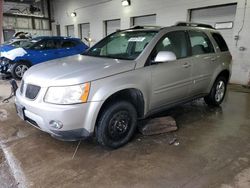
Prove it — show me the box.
[49,120,63,129]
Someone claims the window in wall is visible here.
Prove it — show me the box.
[34,19,50,30]
[104,19,120,36]
[16,17,32,29]
[34,19,42,30]
[3,16,50,30]
[79,23,90,40]
[188,30,214,55]
[66,25,75,37]
[131,14,156,26]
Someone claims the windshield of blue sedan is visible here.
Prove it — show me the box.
[84,30,157,60]
[20,40,39,49]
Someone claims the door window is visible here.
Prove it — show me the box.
[152,31,189,60]
[61,40,77,48]
[32,40,47,50]
[189,31,214,55]
[45,40,57,50]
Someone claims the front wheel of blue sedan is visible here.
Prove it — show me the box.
[10,61,30,80]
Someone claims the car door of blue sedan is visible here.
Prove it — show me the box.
[57,39,87,58]
[27,39,60,65]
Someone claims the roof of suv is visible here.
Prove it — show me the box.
[126,22,216,32]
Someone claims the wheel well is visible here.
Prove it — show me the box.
[16,60,32,67]
[98,89,145,119]
[217,70,230,83]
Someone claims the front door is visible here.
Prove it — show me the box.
[149,30,193,110]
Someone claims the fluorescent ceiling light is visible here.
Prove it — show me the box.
[71,12,77,17]
[122,0,131,7]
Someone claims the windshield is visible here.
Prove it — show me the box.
[20,40,39,49]
[84,30,157,60]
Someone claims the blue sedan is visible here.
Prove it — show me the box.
[0,36,88,79]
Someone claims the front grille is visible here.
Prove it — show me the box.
[20,81,24,94]
[25,84,41,99]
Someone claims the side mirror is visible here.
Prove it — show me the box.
[153,51,177,63]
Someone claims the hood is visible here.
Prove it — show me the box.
[0,44,16,53]
[23,54,136,87]
[0,46,27,60]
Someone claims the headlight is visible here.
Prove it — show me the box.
[44,82,90,104]
[1,58,10,65]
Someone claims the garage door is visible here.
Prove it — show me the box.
[105,19,120,36]
[190,4,237,51]
[79,23,90,40]
[66,25,75,37]
[132,14,156,26]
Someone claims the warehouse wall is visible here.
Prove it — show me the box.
[52,0,250,85]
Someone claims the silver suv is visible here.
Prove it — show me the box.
[15,23,232,148]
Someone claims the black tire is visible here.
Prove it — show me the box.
[10,61,30,80]
[96,101,137,149]
[204,76,227,106]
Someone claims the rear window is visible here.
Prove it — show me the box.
[212,33,229,52]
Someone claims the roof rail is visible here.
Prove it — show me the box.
[176,22,214,29]
[129,25,163,30]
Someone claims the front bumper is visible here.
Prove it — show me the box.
[15,87,102,141]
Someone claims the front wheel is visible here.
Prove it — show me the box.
[10,61,30,80]
[204,76,227,106]
[96,101,137,149]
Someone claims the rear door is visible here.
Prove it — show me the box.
[187,30,217,95]
[149,30,193,110]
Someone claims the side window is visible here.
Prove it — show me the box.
[54,40,62,49]
[152,31,189,59]
[189,31,214,55]
[212,33,229,52]
[61,40,77,48]
[32,40,46,50]
[45,40,56,50]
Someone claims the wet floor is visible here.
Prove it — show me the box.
[0,83,250,188]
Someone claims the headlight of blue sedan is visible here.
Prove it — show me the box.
[1,58,10,65]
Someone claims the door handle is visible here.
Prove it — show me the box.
[182,62,191,68]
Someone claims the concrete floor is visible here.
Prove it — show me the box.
[0,80,250,188]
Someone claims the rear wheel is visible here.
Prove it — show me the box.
[10,61,30,80]
[204,76,227,106]
[96,101,137,149]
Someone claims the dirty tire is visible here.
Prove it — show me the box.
[96,101,137,149]
[204,76,227,106]
[10,61,30,80]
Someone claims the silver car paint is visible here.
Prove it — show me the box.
[15,26,232,138]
